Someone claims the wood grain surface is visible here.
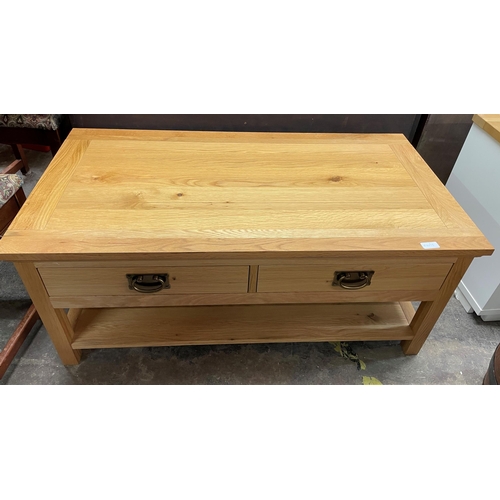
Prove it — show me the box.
[257,260,453,292]
[38,265,249,296]
[49,290,439,309]
[70,302,415,349]
[0,129,493,362]
[0,129,492,260]
[9,139,90,231]
[402,257,474,354]
[14,262,81,364]
[473,114,500,144]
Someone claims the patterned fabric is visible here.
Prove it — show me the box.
[0,174,23,207]
[0,114,63,130]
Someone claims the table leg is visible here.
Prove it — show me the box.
[401,257,473,355]
[14,262,81,365]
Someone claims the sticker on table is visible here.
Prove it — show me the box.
[420,241,440,249]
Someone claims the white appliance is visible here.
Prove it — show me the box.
[446,116,500,321]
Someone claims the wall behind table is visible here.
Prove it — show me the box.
[67,114,472,184]
[416,114,473,184]
[68,114,420,137]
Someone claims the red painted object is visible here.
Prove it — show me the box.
[22,144,50,152]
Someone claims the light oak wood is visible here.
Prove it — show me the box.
[0,130,493,364]
[0,230,491,261]
[68,128,410,144]
[38,265,249,297]
[257,260,453,293]
[80,139,404,171]
[49,290,440,309]
[0,130,492,260]
[71,302,415,349]
[35,257,458,268]
[390,143,481,231]
[45,208,447,231]
[9,139,90,231]
[400,301,416,324]
[43,139,443,233]
[67,308,83,329]
[401,257,474,354]
[248,266,259,293]
[14,262,81,364]
[473,114,500,144]
[58,189,433,208]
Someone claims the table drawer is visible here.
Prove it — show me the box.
[38,265,250,296]
[257,259,454,293]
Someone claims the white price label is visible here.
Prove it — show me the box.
[420,241,440,249]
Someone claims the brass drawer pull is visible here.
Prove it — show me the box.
[332,271,374,290]
[126,274,170,293]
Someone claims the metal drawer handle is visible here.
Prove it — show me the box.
[332,271,374,290]
[126,274,170,293]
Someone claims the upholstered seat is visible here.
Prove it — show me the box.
[0,173,23,208]
[0,114,64,131]
[0,170,25,237]
[0,114,69,158]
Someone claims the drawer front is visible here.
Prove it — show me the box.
[38,266,250,296]
[257,260,454,293]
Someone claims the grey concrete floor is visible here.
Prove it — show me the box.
[1,143,499,384]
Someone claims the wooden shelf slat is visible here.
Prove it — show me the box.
[70,302,414,349]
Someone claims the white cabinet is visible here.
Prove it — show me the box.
[446,115,500,321]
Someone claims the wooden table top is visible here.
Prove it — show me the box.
[0,128,493,261]
[473,114,500,144]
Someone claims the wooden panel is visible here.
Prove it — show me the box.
[9,139,89,231]
[58,188,431,208]
[70,161,411,185]
[248,266,259,293]
[67,128,410,143]
[473,114,500,145]
[50,290,439,309]
[400,301,416,324]
[46,139,444,233]
[14,262,81,365]
[391,143,481,231]
[0,129,493,364]
[45,208,446,231]
[80,138,399,160]
[0,229,491,261]
[71,302,415,349]
[38,265,249,296]
[402,257,474,355]
[258,260,454,293]
[35,256,458,268]
[67,308,82,328]
[0,131,493,261]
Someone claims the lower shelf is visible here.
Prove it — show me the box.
[70,302,415,349]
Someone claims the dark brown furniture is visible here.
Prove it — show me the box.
[0,152,39,378]
[0,114,71,158]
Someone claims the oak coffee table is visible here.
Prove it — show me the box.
[0,128,493,366]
